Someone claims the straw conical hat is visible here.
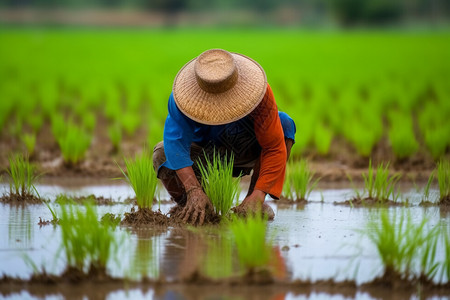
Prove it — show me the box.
[172,49,267,125]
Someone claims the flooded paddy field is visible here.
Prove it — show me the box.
[1,180,449,300]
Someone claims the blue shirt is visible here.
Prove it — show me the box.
[161,92,295,172]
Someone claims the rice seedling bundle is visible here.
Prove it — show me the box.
[388,111,419,159]
[56,123,92,165]
[21,133,36,157]
[366,210,450,283]
[119,152,157,209]
[366,210,426,279]
[198,151,240,217]
[359,160,401,202]
[314,123,333,156]
[230,214,272,270]
[108,123,122,151]
[59,201,120,273]
[5,154,39,199]
[283,159,318,201]
[121,111,141,137]
[0,30,449,161]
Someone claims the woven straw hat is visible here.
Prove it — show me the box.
[173,49,267,125]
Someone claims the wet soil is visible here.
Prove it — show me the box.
[440,195,450,206]
[334,197,407,207]
[0,193,42,204]
[1,272,449,300]
[121,207,175,227]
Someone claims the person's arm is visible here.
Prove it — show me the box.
[163,93,214,225]
[251,84,287,199]
[234,85,287,216]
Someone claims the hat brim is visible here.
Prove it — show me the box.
[173,52,267,125]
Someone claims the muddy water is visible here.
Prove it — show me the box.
[0,181,448,300]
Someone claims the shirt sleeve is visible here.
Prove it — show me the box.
[251,84,287,199]
[161,92,196,171]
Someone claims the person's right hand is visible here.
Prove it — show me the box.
[178,186,215,225]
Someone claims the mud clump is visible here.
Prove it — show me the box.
[440,195,450,206]
[0,193,42,204]
[38,217,59,227]
[121,207,173,226]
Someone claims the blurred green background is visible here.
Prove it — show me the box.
[0,0,449,167]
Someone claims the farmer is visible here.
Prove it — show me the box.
[153,49,296,225]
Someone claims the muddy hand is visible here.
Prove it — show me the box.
[179,187,214,225]
[232,190,275,220]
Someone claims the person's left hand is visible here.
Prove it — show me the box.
[232,190,275,220]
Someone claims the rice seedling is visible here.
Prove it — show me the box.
[56,123,92,165]
[198,151,240,217]
[282,159,318,201]
[313,123,333,156]
[118,151,157,209]
[27,114,44,133]
[107,122,122,152]
[388,111,419,159]
[81,111,96,132]
[422,171,435,203]
[365,210,427,280]
[43,201,59,225]
[21,133,36,157]
[230,213,272,271]
[366,210,450,284]
[439,225,450,283]
[5,154,40,200]
[100,213,121,228]
[59,200,120,274]
[121,111,141,137]
[437,159,450,204]
[358,160,401,203]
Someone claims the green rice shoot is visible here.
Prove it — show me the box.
[21,133,36,157]
[5,154,39,199]
[56,124,92,165]
[198,151,240,217]
[423,171,435,203]
[59,200,120,273]
[118,152,157,209]
[230,214,272,270]
[437,160,450,203]
[283,159,318,201]
[360,160,401,202]
[365,210,449,283]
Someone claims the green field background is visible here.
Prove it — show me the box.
[1,29,449,161]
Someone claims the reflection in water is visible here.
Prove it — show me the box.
[129,228,165,280]
[161,228,207,280]
[8,206,32,249]
[202,229,234,279]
